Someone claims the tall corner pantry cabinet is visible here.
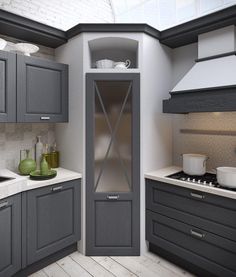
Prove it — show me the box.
[86,73,140,256]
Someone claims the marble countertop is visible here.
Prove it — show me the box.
[0,168,82,200]
[145,166,236,200]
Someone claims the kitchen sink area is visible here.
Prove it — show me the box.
[1,2,236,277]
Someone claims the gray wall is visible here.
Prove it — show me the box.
[172,43,236,171]
[0,123,55,171]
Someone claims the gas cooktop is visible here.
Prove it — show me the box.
[166,171,236,191]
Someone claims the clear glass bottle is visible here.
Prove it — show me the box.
[35,136,43,170]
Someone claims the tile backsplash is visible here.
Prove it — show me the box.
[0,123,55,171]
[173,112,236,171]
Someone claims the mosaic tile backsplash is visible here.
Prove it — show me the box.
[0,123,55,171]
[173,112,236,171]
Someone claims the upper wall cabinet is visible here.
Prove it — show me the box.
[0,51,16,122]
[17,55,68,122]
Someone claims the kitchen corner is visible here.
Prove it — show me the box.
[1,3,236,277]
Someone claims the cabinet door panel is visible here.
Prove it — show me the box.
[0,51,16,122]
[26,180,80,265]
[95,200,132,247]
[17,55,68,122]
[0,195,21,277]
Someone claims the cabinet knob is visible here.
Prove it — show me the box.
[107,195,119,200]
[51,186,63,192]
[0,201,8,209]
[40,116,50,120]
[190,192,205,199]
[190,229,205,239]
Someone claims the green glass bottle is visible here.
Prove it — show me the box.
[18,149,36,175]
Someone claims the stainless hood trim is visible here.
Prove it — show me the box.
[195,51,236,63]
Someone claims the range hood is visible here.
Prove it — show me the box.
[163,26,236,113]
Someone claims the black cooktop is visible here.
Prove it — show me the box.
[166,171,236,191]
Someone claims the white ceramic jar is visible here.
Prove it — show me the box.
[96,59,114,69]
[182,154,208,176]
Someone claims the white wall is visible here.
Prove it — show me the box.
[141,34,173,253]
[0,0,114,30]
[55,34,85,251]
[172,43,236,171]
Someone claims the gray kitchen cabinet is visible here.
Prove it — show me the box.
[86,73,140,256]
[26,179,81,265]
[0,194,21,277]
[0,50,16,122]
[17,55,68,122]
[146,179,236,277]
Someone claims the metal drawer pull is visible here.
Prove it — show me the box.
[190,192,205,199]
[0,201,8,209]
[52,186,63,192]
[40,116,50,120]
[107,195,119,200]
[190,229,205,239]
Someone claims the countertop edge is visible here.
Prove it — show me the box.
[145,166,236,200]
[0,168,82,200]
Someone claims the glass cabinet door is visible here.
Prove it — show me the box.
[94,80,132,193]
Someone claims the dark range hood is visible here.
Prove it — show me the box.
[163,26,236,113]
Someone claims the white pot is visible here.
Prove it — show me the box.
[217,167,236,188]
[96,59,114,69]
[182,154,208,176]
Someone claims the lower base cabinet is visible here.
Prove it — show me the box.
[146,179,236,277]
[25,180,81,265]
[0,194,21,277]
[0,179,81,277]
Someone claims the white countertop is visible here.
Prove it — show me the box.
[0,168,82,200]
[145,166,236,200]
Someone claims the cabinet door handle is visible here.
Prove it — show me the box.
[190,229,205,239]
[40,116,50,120]
[52,186,63,192]
[107,195,119,200]
[190,192,205,199]
[0,201,8,209]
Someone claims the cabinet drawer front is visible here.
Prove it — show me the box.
[146,179,236,231]
[27,180,80,265]
[146,210,236,275]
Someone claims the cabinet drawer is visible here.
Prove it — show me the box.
[146,210,236,277]
[146,179,236,232]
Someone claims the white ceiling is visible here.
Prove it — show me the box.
[0,0,236,31]
[111,0,236,30]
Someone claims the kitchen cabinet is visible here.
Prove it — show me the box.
[86,73,140,255]
[0,194,21,277]
[17,55,68,122]
[26,179,80,265]
[0,50,16,122]
[146,179,236,277]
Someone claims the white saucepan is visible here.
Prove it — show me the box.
[217,167,236,188]
[182,154,208,176]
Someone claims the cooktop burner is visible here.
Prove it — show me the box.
[166,171,235,191]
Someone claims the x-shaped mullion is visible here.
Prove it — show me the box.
[94,82,132,192]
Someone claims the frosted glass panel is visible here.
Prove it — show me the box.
[94,81,132,193]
